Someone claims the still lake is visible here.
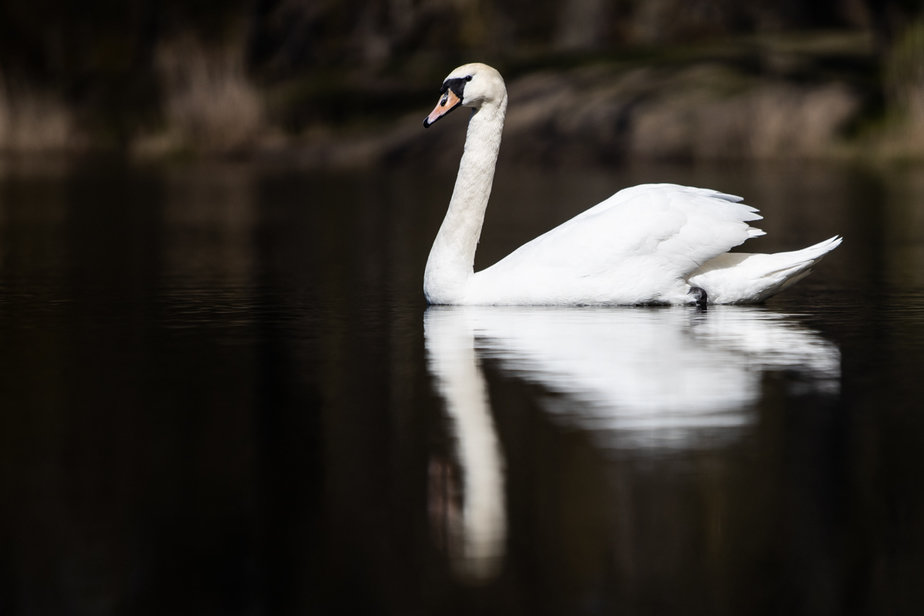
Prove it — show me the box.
[0,157,922,615]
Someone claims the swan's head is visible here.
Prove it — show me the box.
[423,63,506,128]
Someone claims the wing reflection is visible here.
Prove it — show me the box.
[424,305,840,579]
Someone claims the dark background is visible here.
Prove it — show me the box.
[1,0,923,159]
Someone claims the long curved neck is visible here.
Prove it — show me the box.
[425,96,507,304]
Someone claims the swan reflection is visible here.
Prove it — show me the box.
[425,305,840,578]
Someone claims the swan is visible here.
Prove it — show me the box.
[422,63,842,306]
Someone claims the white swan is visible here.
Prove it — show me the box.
[422,62,842,306]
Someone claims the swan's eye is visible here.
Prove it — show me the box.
[465,75,472,81]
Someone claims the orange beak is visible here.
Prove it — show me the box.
[423,89,463,128]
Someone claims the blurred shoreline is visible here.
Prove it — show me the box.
[1,31,922,167]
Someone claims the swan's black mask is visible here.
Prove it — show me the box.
[442,77,471,100]
[423,75,472,128]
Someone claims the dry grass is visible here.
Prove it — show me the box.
[0,72,81,153]
[885,20,924,124]
[133,35,266,157]
[876,20,924,159]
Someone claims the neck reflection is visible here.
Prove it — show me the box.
[425,308,507,583]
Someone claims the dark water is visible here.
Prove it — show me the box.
[0,158,923,615]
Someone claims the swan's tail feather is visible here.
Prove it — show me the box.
[689,235,843,303]
[760,235,843,298]
[786,235,843,262]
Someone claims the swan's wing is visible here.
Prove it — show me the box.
[562,183,765,267]
[472,184,765,304]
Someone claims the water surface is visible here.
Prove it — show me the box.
[0,159,922,615]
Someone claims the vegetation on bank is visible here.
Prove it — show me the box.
[0,0,922,163]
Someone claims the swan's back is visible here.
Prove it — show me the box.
[467,183,768,305]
